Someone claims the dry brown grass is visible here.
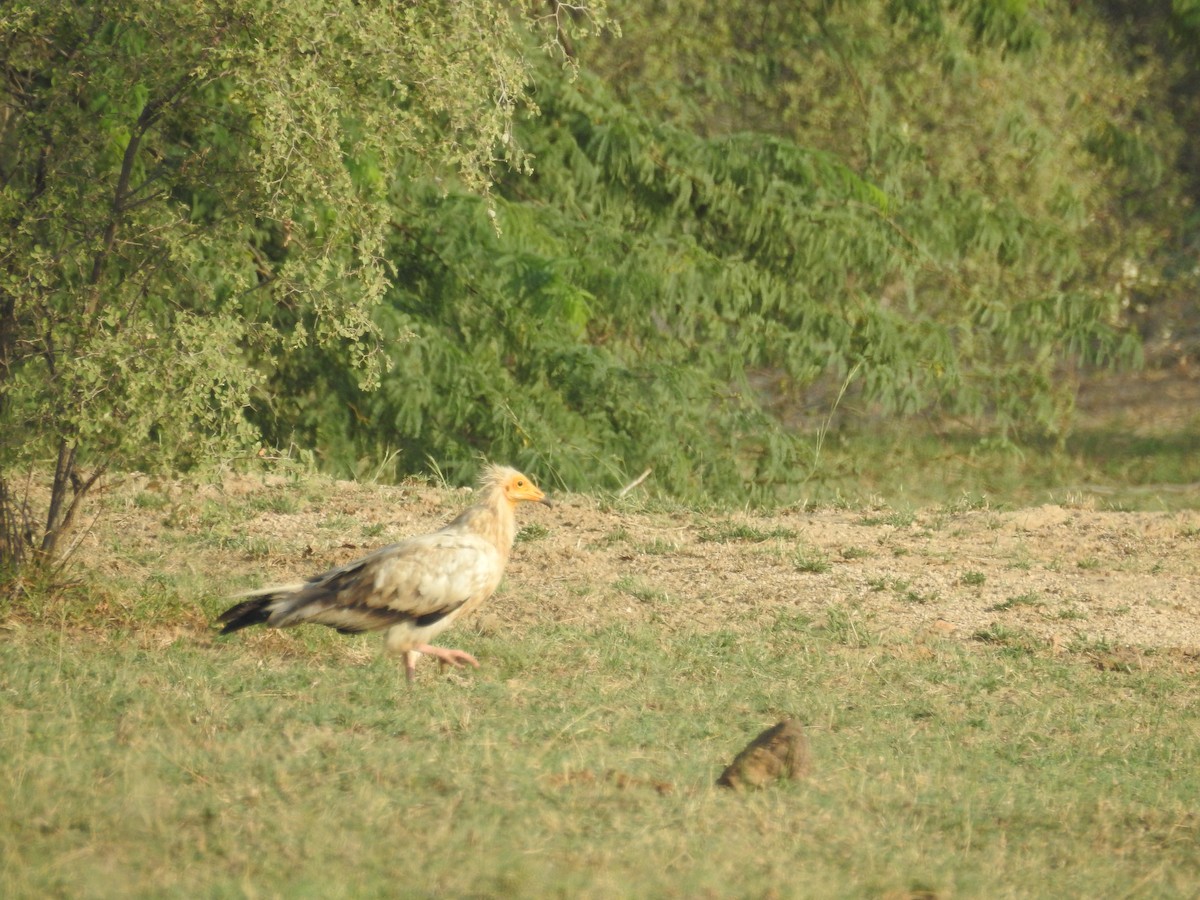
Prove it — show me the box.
[46,469,1200,660]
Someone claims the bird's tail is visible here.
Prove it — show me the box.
[214,584,304,635]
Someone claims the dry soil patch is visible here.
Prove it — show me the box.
[67,474,1200,656]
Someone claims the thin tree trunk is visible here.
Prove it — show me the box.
[0,290,24,573]
[0,475,29,574]
[40,439,78,555]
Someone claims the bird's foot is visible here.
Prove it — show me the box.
[415,644,480,673]
[402,645,480,684]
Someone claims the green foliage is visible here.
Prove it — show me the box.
[260,2,1175,501]
[5,0,1199,561]
[0,0,608,568]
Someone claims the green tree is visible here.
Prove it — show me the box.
[0,0,607,577]
[585,0,1192,366]
[259,2,1162,500]
[1079,0,1200,363]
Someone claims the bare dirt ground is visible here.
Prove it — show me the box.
[46,370,1200,660]
[71,464,1200,662]
[512,493,1200,654]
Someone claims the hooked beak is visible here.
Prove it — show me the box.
[514,483,551,507]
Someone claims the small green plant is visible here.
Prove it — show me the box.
[635,538,678,555]
[961,570,987,586]
[822,604,876,647]
[988,592,1043,612]
[941,493,991,515]
[770,610,815,633]
[1054,608,1087,621]
[867,575,911,593]
[972,623,1044,653]
[318,513,358,533]
[200,529,273,559]
[902,589,937,605]
[793,546,832,574]
[1076,557,1102,570]
[858,510,916,528]
[517,523,551,543]
[840,546,871,560]
[614,576,669,604]
[133,491,170,511]
[698,523,796,543]
[1068,634,1117,655]
[591,527,631,549]
[248,492,303,516]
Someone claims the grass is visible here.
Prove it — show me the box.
[635,537,680,556]
[614,575,671,605]
[2,619,1198,899]
[989,592,1043,612]
[839,546,872,561]
[868,575,910,594]
[698,523,797,543]
[516,523,551,543]
[3,463,1200,898]
[792,545,832,574]
[789,422,1200,512]
[858,510,917,528]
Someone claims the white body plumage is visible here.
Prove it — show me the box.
[216,465,549,682]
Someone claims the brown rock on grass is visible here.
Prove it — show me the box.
[717,718,810,790]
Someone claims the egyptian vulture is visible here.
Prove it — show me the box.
[215,464,550,682]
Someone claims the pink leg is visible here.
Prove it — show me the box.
[415,644,479,672]
[400,645,479,684]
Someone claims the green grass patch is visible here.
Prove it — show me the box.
[792,545,832,574]
[590,527,631,549]
[857,509,917,528]
[516,523,551,543]
[698,523,797,543]
[839,546,871,561]
[4,461,1199,897]
[635,537,680,556]
[989,592,1043,612]
[613,576,670,605]
[792,423,1200,511]
[3,620,1196,898]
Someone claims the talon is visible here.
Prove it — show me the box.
[415,644,479,671]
